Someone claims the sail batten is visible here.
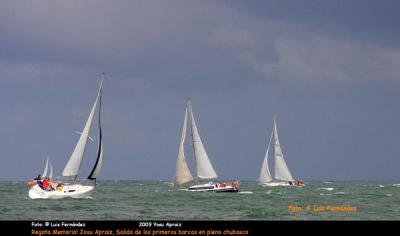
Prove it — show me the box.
[62,76,104,178]
[188,101,218,180]
[273,119,294,181]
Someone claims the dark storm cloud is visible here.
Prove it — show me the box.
[0,1,399,181]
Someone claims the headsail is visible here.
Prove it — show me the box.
[42,157,50,178]
[173,106,194,186]
[188,100,218,180]
[273,118,294,181]
[62,76,103,178]
[258,129,273,183]
[88,74,105,180]
[49,160,53,179]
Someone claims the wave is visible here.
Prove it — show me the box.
[379,185,385,188]
[322,181,333,184]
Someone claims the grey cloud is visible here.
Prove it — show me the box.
[0,1,399,180]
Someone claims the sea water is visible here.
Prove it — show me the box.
[1,181,399,220]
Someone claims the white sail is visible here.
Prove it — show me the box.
[62,78,104,177]
[88,143,103,179]
[258,129,273,183]
[188,101,218,180]
[42,158,49,178]
[49,161,53,179]
[173,107,194,186]
[273,119,293,181]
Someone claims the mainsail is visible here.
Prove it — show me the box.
[62,76,104,178]
[173,107,194,186]
[88,75,104,180]
[273,119,294,181]
[188,100,218,180]
[258,130,273,183]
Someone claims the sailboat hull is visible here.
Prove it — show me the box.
[260,181,291,187]
[188,182,239,193]
[260,181,305,187]
[28,183,94,199]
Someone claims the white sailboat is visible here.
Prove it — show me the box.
[258,116,304,187]
[28,74,105,199]
[173,99,239,192]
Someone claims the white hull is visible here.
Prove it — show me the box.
[260,181,305,187]
[28,184,94,199]
[260,181,291,187]
[188,182,239,192]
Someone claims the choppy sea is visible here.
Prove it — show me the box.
[1,181,399,220]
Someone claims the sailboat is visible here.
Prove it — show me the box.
[172,99,239,192]
[258,116,304,187]
[28,74,105,199]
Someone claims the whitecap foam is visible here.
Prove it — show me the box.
[239,191,253,194]
[71,196,93,199]
[334,192,347,195]
[379,185,385,188]
[318,187,334,191]
[323,181,333,184]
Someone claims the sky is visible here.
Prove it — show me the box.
[0,0,399,181]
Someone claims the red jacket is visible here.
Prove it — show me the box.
[42,179,50,189]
